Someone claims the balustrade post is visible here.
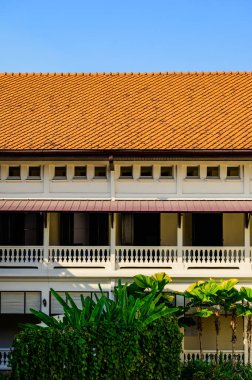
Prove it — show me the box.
[43,212,50,270]
[110,212,116,271]
[177,213,184,272]
[244,213,251,267]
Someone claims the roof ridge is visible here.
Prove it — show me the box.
[0,71,252,77]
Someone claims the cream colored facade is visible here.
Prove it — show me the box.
[0,158,252,369]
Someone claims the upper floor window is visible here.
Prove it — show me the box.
[28,166,41,179]
[160,166,173,178]
[120,166,133,178]
[186,166,199,178]
[74,166,86,178]
[207,166,220,178]
[8,166,21,179]
[94,166,107,178]
[54,166,67,179]
[227,166,240,178]
[140,166,153,178]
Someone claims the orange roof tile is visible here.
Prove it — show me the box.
[0,72,252,152]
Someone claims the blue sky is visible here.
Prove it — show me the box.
[0,0,251,73]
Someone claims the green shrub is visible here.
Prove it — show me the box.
[11,316,182,380]
[181,360,252,380]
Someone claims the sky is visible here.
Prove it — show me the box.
[0,0,252,73]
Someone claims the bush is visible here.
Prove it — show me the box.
[181,360,252,380]
[11,316,182,380]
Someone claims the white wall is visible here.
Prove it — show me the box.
[0,160,250,199]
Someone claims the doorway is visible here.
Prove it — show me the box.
[192,213,223,246]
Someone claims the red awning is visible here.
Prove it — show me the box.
[0,199,251,212]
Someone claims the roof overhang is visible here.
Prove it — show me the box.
[0,199,251,212]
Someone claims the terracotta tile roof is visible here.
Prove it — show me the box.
[0,72,252,152]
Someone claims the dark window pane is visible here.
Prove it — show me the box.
[160,166,173,177]
[74,166,86,177]
[140,166,153,177]
[120,166,133,177]
[55,167,66,178]
[133,214,160,245]
[9,166,20,178]
[0,213,25,245]
[89,213,109,245]
[187,166,199,177]
[60,213,74,245]
[28,167,41,178]
[94,167,106,178]
[207,167,219,178]
[227,167,240,177]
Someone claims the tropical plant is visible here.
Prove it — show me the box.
[184,278,240,365]
[237,287,252,365]
[25,280,179,331]
[127,272,194,328]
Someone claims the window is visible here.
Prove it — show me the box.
[54,166,66,179]
[120,166,133,178]
[186,166,199,178]
[227,166,240,178]
[8,166,21,179]
[140,166,153,178]
[74,166,86,178]
[94,166,107,178]
[28,166,41,179]
[160,166,173,178]
[207,166,220,178]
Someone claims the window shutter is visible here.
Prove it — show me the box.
[1,292,24,313]
[25,292,41,313]
[50,291,92,314]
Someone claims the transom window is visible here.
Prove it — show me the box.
[8,166,21,179]
[186,166,199,178]
[74,166,86,178]
[160,166,173,178]
[28,166,41,179]
[227,166,240,178]
[54,166,67,178]
[120,166,133,178]
[207,166,220,178]
[94,166,107,178]
[140,166,153,178]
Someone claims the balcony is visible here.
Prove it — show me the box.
[0,348,10,371]
[0,211,250,275]
[0,245,250,274]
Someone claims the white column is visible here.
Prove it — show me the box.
[244,213,251,265]
[110,170,115,200]
[43,212,50,269]
[176,164,183,197]
[43,164,50,195]
[110,213,116,271]
[177,213,184,272]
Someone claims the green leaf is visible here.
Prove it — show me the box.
[194,309,213,318]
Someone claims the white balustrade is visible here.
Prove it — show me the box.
[182,247,245,267]
[184,350,244,363]
[48,246,110,268]
[116,246,178,268]
[0,247,44,267]
[0,348,11,370]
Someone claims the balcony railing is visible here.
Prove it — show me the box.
[0,348,11,371]
[182,247,245,267]
[48,246,111,268]
[0,245,249,271]
[115,246,178,268]
[184,350,244,363]
[0,246,44,267]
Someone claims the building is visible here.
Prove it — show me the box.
[0,71,252,369]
